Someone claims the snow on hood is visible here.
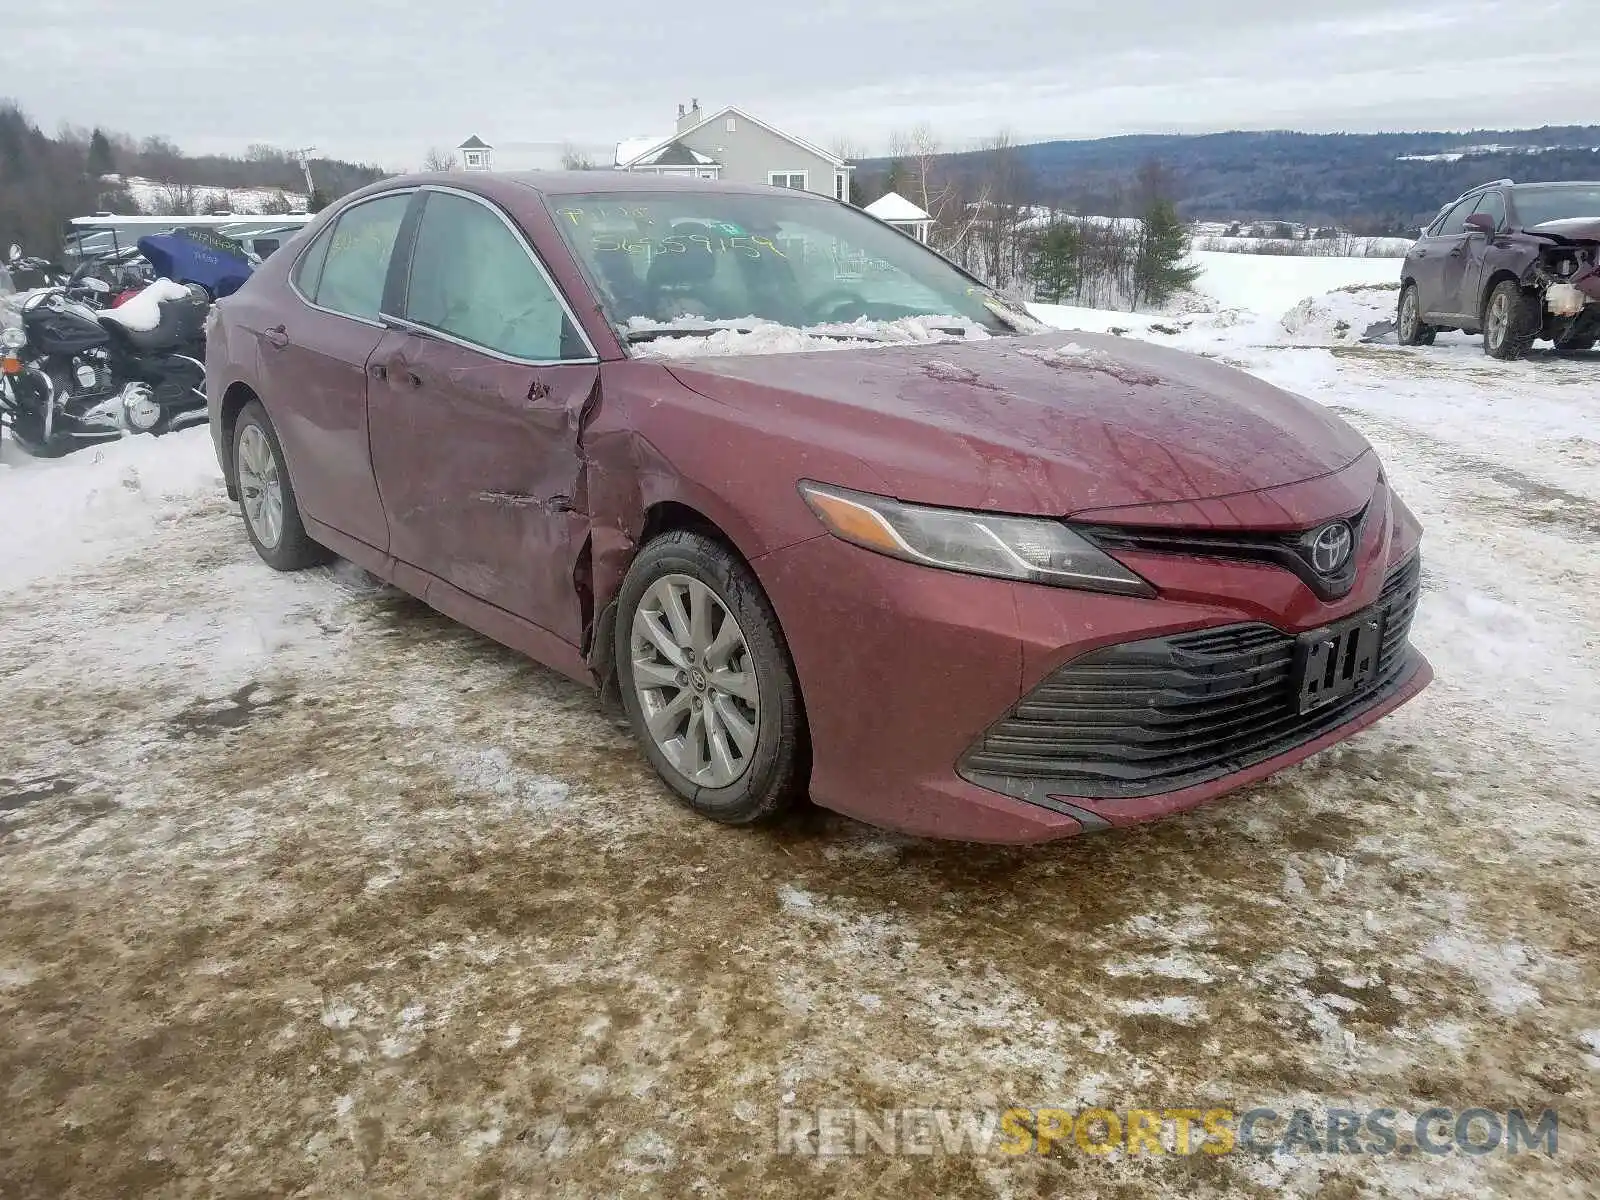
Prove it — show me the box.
[627,315,993,359]
[100,279,196,333]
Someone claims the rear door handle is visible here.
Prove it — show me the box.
[368,363,388,381]
[262,324,289,349]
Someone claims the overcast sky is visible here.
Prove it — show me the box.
[9,0,1597,168]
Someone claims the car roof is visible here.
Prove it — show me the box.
[1509,180,1600,189]
[370,170,834,201]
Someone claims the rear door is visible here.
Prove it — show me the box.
[261,190,414,551]
[367,187,600,647]
[1412,198,1472,321]
[1454,189,1506,326]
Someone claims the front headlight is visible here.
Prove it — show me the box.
[0,326,25,350]
[798,480,1155,596]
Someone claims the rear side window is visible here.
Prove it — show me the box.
[291,224,333,295]
[402,191,586,361]
[310,194,410,321]
[1471,190,1506,231]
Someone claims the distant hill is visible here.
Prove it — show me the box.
[858,127,1600,234]
[0,100,387,256]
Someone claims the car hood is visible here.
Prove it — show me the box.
[1524,217,1600,241]
[664,331,1371,517]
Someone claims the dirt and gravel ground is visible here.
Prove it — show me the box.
[1,328,1597,1198]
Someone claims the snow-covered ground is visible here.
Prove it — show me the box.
[1,255,1596,1197]
[117,174,309,215]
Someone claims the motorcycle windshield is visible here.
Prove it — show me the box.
[0,266,21,336]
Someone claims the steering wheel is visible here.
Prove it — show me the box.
[807,287,865,324]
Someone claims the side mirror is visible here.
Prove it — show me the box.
[83,277,111,294]
[6,244,19,263]
[1463,213,1495,235]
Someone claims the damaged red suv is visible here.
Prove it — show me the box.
[206,173,1431,843]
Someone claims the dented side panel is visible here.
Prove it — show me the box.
[367,328,598,648]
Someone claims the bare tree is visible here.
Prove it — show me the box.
[148,180,200,216]
[421,147,458,173]
[559,144,597,171]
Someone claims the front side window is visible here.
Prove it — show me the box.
[403,190,586,361]
[769,172,807,191]
[311,193,410,321]
[548,189,1041,336]
[1436,199,1474,237]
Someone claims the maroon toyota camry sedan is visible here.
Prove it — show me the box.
[205,172,1431,843]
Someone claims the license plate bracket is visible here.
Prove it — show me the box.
[1294,611,1384,714]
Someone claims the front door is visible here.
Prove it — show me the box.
[366,187,601,647]
[257,190,414,551]
[1455,190,1506,327]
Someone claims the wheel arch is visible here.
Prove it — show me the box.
[1480,268,1528,322]
[217,381,260,498]
[585,496,764,705]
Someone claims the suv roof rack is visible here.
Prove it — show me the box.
[1450,177,1515,204]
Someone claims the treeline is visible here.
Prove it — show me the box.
[857,126,1600,233]
[853,131,1197,310]
[0,101,386,256]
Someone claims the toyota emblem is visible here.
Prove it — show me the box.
[1310,521,1354,574]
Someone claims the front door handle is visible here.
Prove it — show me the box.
[262,324,289,349]
[368,362,388,381]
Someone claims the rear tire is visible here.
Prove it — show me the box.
[1396,282,1435,346]
[1482,280,1540,360]
[232,400,331,571]
[616,530,807,826]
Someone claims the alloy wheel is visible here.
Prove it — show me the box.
[1400,289,1417,341]
[1486,292,1509,350]
[237,424,284,549]
[630,573,760,788]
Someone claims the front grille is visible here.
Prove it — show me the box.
[959,555,1423,800]
[1079,496,1376,603]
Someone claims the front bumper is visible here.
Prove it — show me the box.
[753,518,1431,844]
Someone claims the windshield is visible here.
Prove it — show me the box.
[547,190,1039,338]
[1512,186,1600,227]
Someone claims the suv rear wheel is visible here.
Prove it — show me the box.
[1483,280,1540,360]
[1396,282,1435,346]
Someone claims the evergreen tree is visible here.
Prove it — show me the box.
[882,158,909,198]
[307,186,331,213]
[1133,199,1200,308]
[87,128,115,177]
[1029,221,1081,304]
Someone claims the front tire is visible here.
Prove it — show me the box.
[616,530,807,825]
[232,400,331,571]
[1483,280,1540,360]
[1396,282,1435,346]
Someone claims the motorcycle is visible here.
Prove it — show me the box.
[1,247,210,457]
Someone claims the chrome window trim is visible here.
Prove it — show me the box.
[286,188,419,328]
[379,184,599,365]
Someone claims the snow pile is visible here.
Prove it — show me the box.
[1190,250,1402,316]
[100,279,196,333]
[628,315,991,359]
[1278,286,1401,344]
[0,427,223,594]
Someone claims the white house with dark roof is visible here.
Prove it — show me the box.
[458,135,493,171]
[613,101,853,200]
